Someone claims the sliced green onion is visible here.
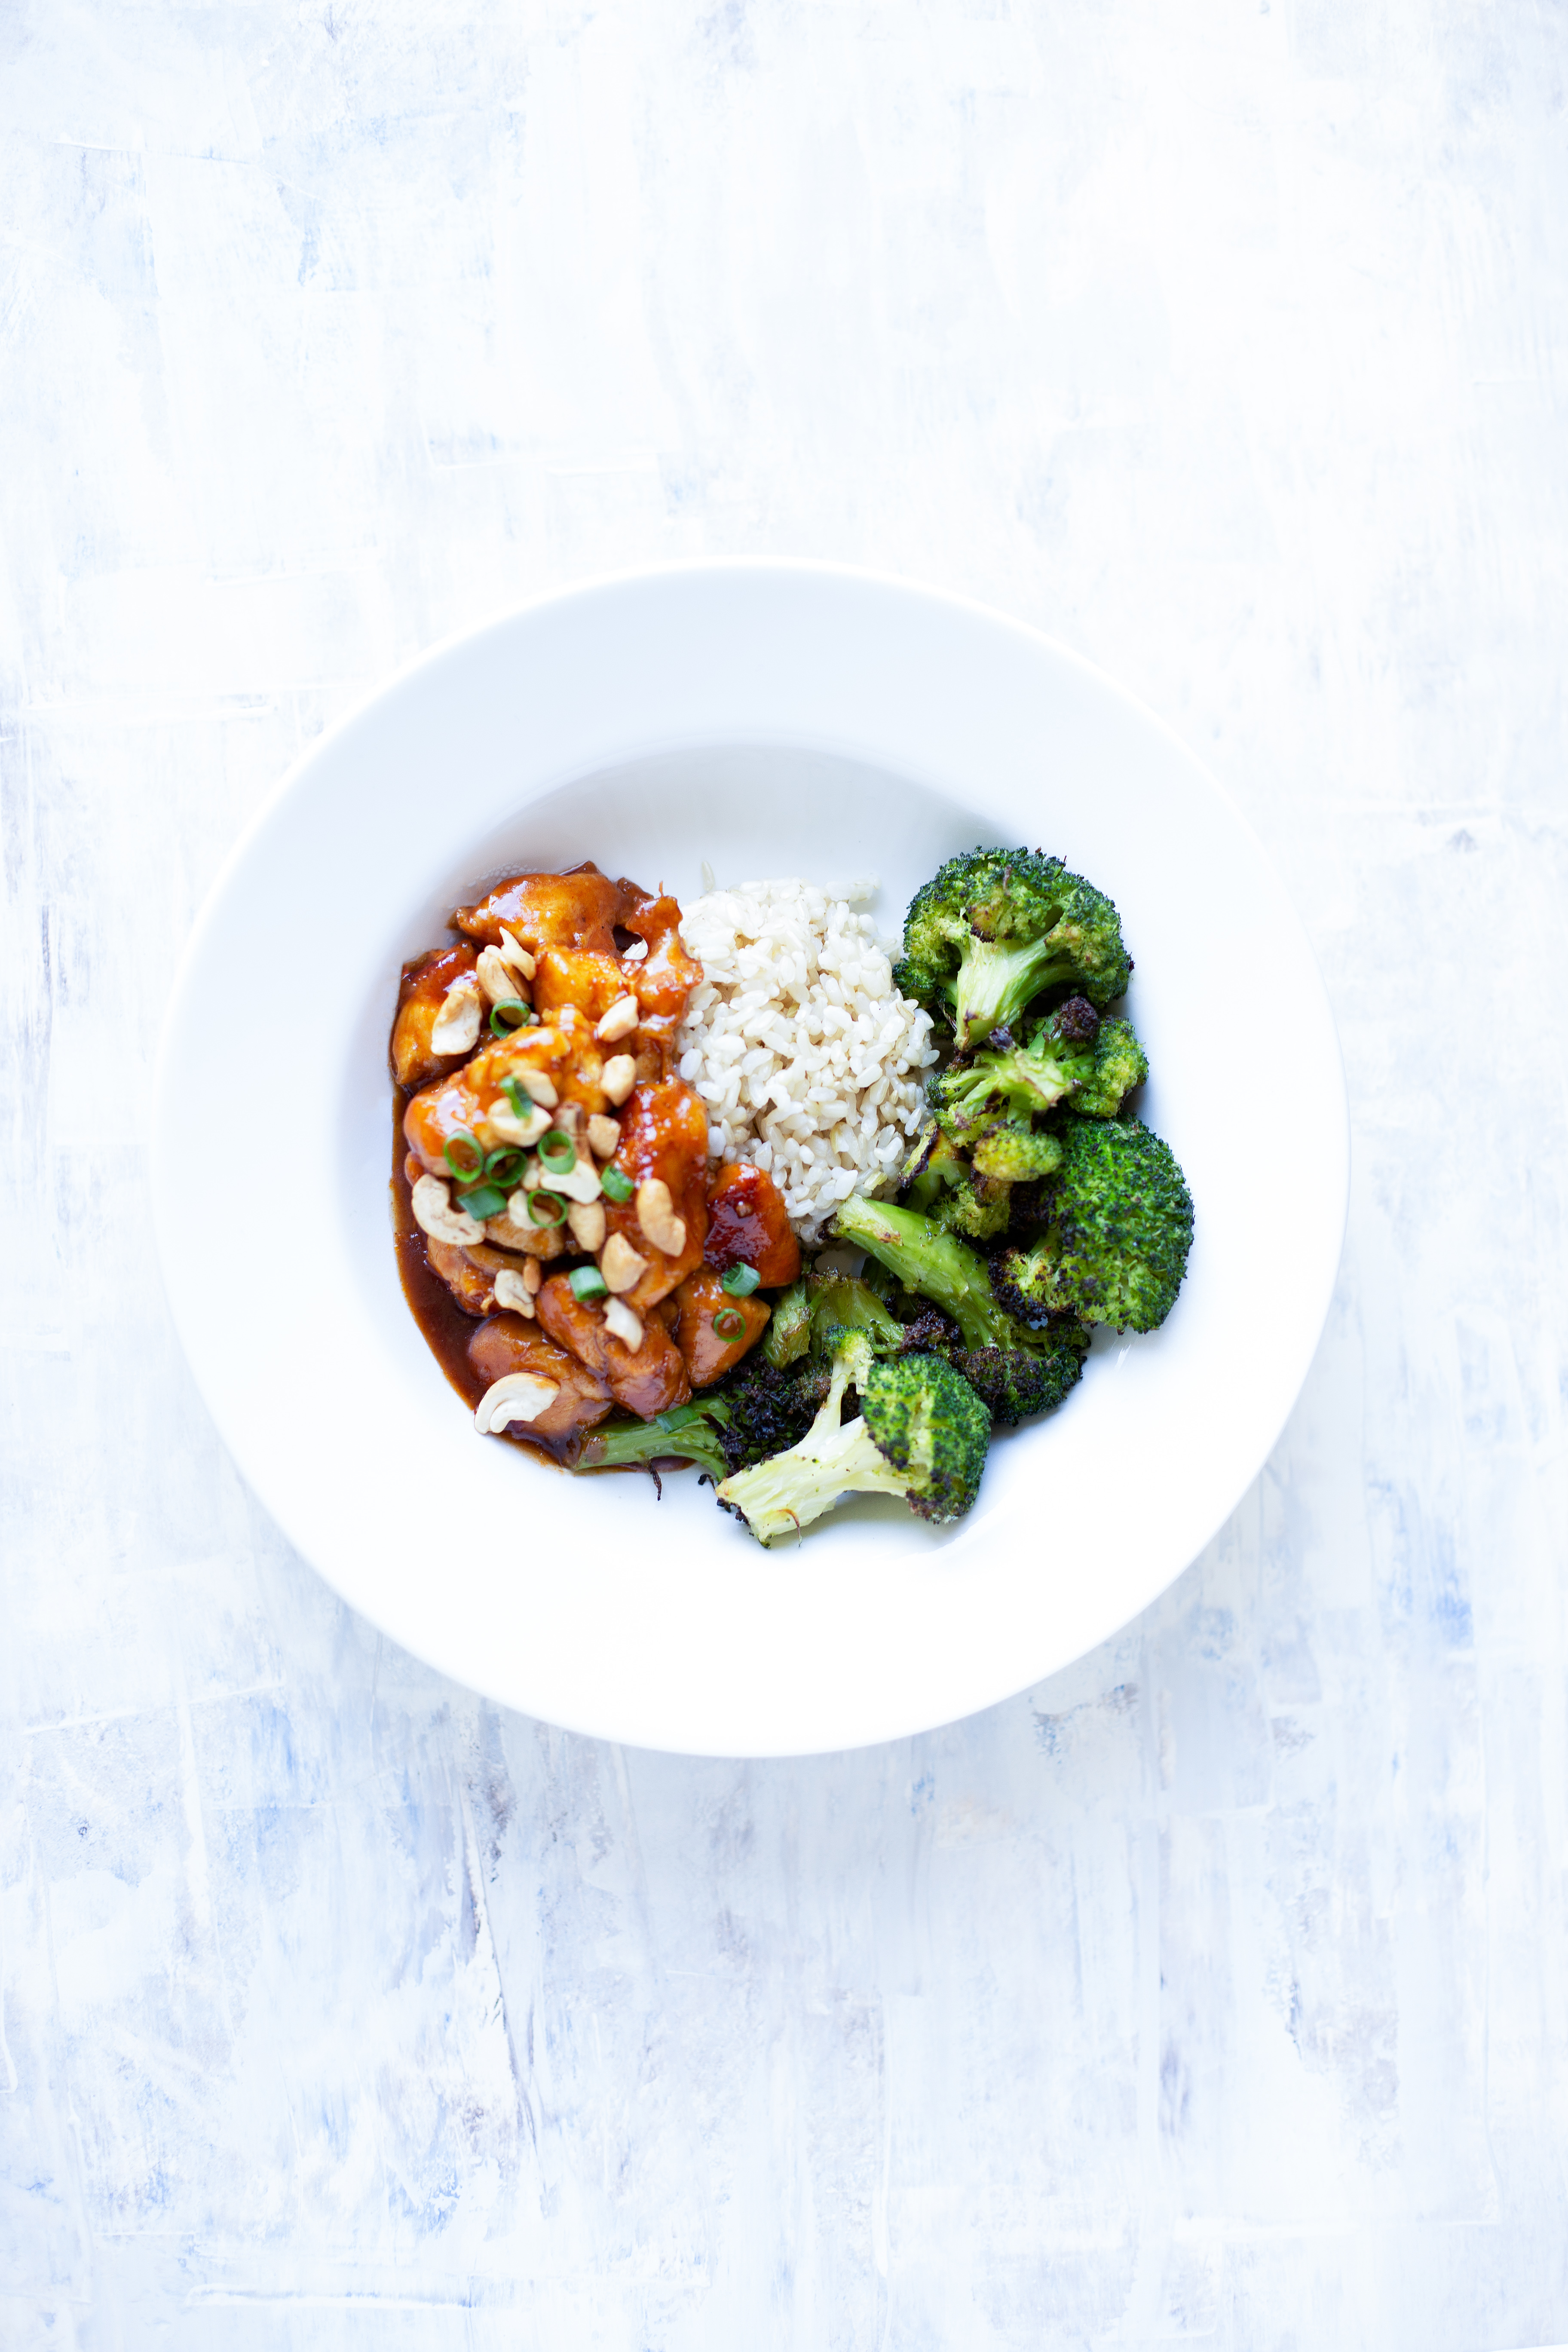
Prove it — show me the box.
[537,1130,576,1174]
[484,1147,528,1188]
[443,1130,485,1182]
[569,1266,609,1303]
[600,1165,634,1203]
[489,997,535,1036]
[712,1307,747,1341]
[499,1076,534,1121]
[720,1263,761,1297]
[457,1184,506,1220]
[527,1189,566,1227]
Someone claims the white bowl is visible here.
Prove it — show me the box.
[152,564,1347,1757]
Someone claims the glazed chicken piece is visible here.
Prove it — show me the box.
[453,862,639,957]
[673,1266,772,1389]
[425,1237,554,1315]
[536,1274,691,1418]
[403,1018,609,1177]
[702,1161,801,1288]
[390,942,481,1091]
[531,946,630,1031]
[619,893,704,1079]
[467,1313,614,1454]
[600,1078,710,1312]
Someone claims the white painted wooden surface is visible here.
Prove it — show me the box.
[3,2,1565,2343]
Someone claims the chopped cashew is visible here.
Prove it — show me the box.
[486,1094,550,1147]
[476,944,529,1006]
[603,1298,643,1351]
[525,1147,601,1204]
[430,973,482,1056]
[601,1054,636,1106]
[587,1113,621,1161]
[493,1268,537,1316]
[595,995,640,1044]
[522,1256,542,1294]
[497,925,537,981]
[599,1233,648,1294]
[411,1173,484,1246]
[567,1200,606,1252]
[475,1372,559,1433]
[636,1177,686,1257]
[517,1069,558,1108]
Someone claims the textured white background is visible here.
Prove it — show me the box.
[3,1,1566,2345]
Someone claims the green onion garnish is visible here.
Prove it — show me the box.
[443,1130,485,1182]
[711,1307,747,1341]
[489,998,534,1036]
[720,1263,761,1296]
[499,1076,534,1121]
[569,1266,609,1303]
[537,1130,576,1175]
[600,1165,634,1203]
[527,1189,566,1227]
[458,1185,506,1220]
[484,1147,527,1189]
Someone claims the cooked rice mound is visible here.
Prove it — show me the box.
[676,877,938,1241]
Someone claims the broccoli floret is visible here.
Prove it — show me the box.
[894,1306,1090,1427]
[762,1275,812,1367]
[712,1352,832,1472]
[893,848,1133,1048]
[970,1124,1066,1185]
[992,1117,1194,1333]
[715,1335,990,1544]
[574,1398,732,1483]
[900,1120,1014,1240]
[833,1192,1035,1353]
[808,1271,907,1357]
[934,1001,1148,1140]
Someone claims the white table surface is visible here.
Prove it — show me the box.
[3,3,1564,2346]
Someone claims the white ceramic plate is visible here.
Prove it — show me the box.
[153,564,1347,1758]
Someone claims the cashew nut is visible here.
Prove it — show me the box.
[587,1113,621,1161]
[475,1372,559,1433]
[526,1148,601,1205]
[411,1173,484,1246]
[636,1177,686,1257]
[522,1255,542,1294]
[430,973,482,1056]
[514,1069,557,1108]
[603,1298,644,1352]
[476,945,529,1007]
[486,1094,551,1148]
[493,1268,537,1316]
[599,1232,648,1294]
[595,995,640,1044]
[567,1200,606,1253]
[497,926,536,981]
[601,1054,636,1106]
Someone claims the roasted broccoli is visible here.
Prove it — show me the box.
[893,1305,1091,1426]
[762,1275,812,1367]
[711,1351,832,1473]
[808,1270,907,1357]
[715,1334,990,1544]
[900,1122,1015,1240]
[893,848,1133,1047]
[574,1398,732,1483]
[992,1117,1194,1333]
[933,1000,1148,1141]
[833,1193,1020,1350]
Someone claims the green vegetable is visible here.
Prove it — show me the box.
[574,1399,733,1484]
[991,1117,1194,1334]
[527,1189,566,1227]
[538,1130,576,1175]
[499,1077,534,1122]
[761,1277,812,1367]
[489,998,534,1036]
[720,1263,761,1297]
[456,1185,506,1221]
[569,1265,609,1302]
[443,1130,485,1182]
[601,1165,634,1202]
[712,1307,747,1340]
[893,847,1132,1048]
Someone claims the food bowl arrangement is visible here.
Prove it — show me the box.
[152,564,1348,1757]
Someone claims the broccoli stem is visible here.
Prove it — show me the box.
[576,1405,730,1483]
[953,937,1076,1048]
[832,1194,1012,1351]
[716,1351,905,1542]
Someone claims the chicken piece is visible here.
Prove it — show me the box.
[424,1237,535,1316]
[702,1161,801,1287]
[453,862,636,957]
[674,1266,772,1389]
[535,1274,692,1419]
[619,892,704,1078]
[403,1021,609,1175]
[390,943,481,1092]
[467,1313,614,1453]
[531,945,629,1031]
[600,1079,710,1311]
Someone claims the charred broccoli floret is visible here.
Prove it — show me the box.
[900,1121,1014,1240]
[574,1398,732,1483]
[712,1353,832,1472]
[715,1334,990,1544]
[933,999,1148,1140]
[893,848,1133,1047]
[808,1270,907,1357]
[992,1117,1194,1333]
[833,1192,1038,1354]
[762,1275,812,1367]
[894,1307,1091,1427]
